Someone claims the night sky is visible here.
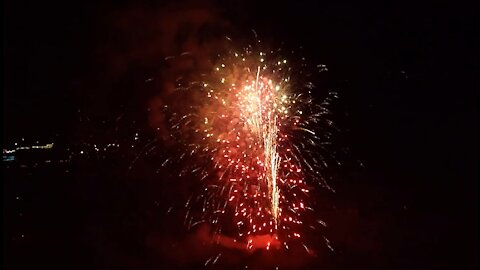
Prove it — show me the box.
[3,0,478,269]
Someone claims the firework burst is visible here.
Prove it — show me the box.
[169,38,338,252]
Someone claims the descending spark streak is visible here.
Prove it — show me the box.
[250,66,280,225]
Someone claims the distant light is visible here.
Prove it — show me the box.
[80,151,84,154]
[28,143,53,150]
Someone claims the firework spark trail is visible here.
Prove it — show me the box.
[169,39,338,251]
[249,66,280,225]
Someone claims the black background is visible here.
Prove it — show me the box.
[4,0,478,269]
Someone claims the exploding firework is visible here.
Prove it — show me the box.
[168,37,338,252]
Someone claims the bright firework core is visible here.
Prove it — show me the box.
[174,44,336,251]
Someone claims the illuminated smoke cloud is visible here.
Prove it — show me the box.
[93,1,231,141]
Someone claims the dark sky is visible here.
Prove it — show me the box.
[3,0,478,268]
[4,0,96,141]
[4,0,477,140]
